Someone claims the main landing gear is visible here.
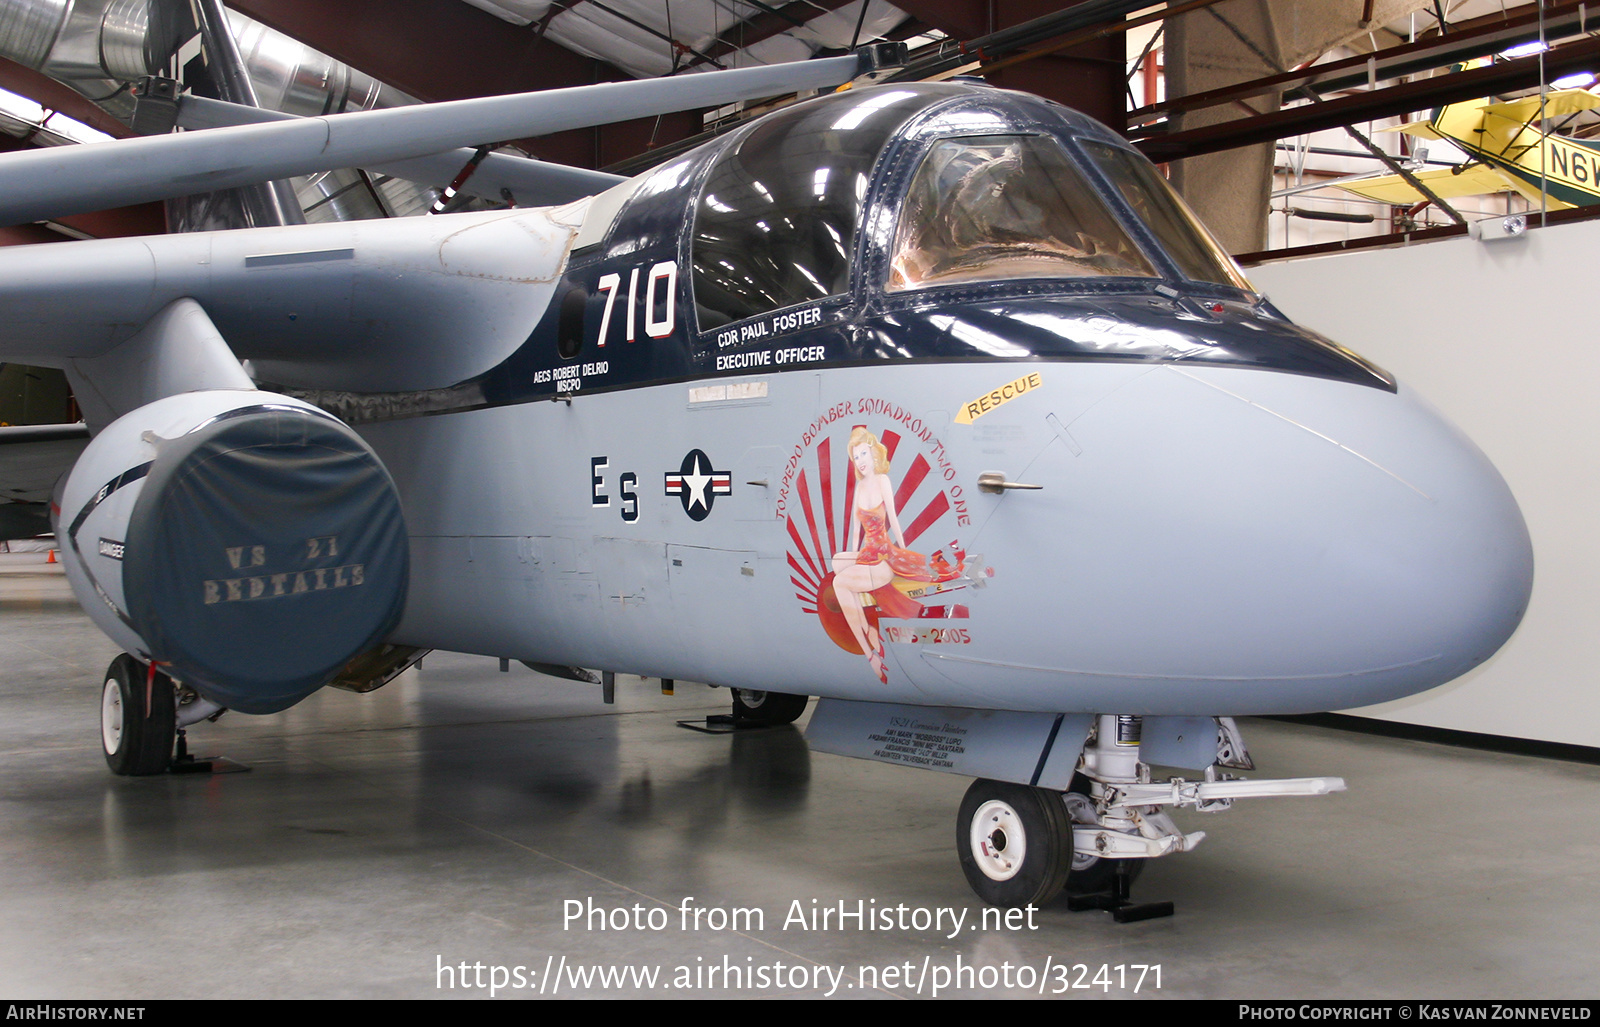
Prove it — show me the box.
[730,689,809,726]
[957,714,1346,920]
[101,654,175,776]
[99,654,230,776]
[678,688,811,734]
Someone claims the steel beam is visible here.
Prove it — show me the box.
[0,61,161,240]
[226,0,709,168]
[1130,0,1596,133]
[0,223,64,246]
[889,1,1137,134]
[982,0,1125,134]
[53,204,167,239]
[890,0,990,41]
[0,58,132,140]
[683,0,859,71]
[1138,33,1600,163]
[226,0,617,102]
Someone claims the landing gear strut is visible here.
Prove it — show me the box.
[100,654,175,776]
[954,714,1347,915]
[1062,773,1143,898]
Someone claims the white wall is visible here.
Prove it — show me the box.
[1250,218,1600,747]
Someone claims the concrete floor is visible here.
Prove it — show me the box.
[2,558,1597,1000]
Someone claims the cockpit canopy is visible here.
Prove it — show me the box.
[689,83,1252,333]
[887,134,1156,290]
[692,88,934,330]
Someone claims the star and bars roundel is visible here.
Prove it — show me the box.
[664,449,732,520]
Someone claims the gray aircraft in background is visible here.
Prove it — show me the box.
[0,48,1532,914]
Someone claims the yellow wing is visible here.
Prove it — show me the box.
[1380,118,1447,140]
[1482,88,1600,123]
[1333,163,1517,204]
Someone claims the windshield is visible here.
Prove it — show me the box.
[692,87,936,330]
[888,135,1157,292]
[1081,140,1255,291]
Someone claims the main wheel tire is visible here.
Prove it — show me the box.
[730,689,809,726]
[101,654,176,776]
[1062,773,1145,896]
[957,779,1072,908]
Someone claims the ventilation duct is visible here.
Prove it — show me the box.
[228,14,412,119]
[0,0,188,118]
[0,0,443,223]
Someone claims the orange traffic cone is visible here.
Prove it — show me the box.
[46,549,56,564]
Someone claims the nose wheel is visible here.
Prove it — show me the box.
[955,717,1344,915]
[100,654,176,776]
[956,779,1072,908]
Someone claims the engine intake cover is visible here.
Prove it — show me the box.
[62,397,409,714]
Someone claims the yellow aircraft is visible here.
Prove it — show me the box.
[1337,78,1600,210]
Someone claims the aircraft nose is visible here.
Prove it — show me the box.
[962,364,1533,715]
[1252,373,1533,701]
[1155,365,1532,709]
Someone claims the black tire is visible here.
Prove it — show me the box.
[730,689,809,726]
[1062,773,1144,896]
[957,779,1072,908]
[101,654,176,776]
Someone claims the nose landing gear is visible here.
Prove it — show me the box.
[955,714,1347,917]
[957,780,1072,908]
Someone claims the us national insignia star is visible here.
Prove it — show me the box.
[664,449,732,521]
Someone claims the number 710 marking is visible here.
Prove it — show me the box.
[595,262,676,346]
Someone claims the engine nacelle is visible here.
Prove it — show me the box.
[53,392,409,714]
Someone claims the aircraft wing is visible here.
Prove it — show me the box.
[0,422,89,539]
[0,49,889,225]
[1381,118,1446,140]
[1333,163,1516,204]
[0,203,590,394]
[1482,88,1600,123]
[177,96,626,206]
[0,423,89,504]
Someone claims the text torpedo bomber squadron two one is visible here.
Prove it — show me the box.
[0,46,1532,913]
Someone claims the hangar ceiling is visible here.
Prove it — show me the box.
[0,0,1594,254]
[457,0,913,78]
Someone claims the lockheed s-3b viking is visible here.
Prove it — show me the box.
[0,48,1532,915]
